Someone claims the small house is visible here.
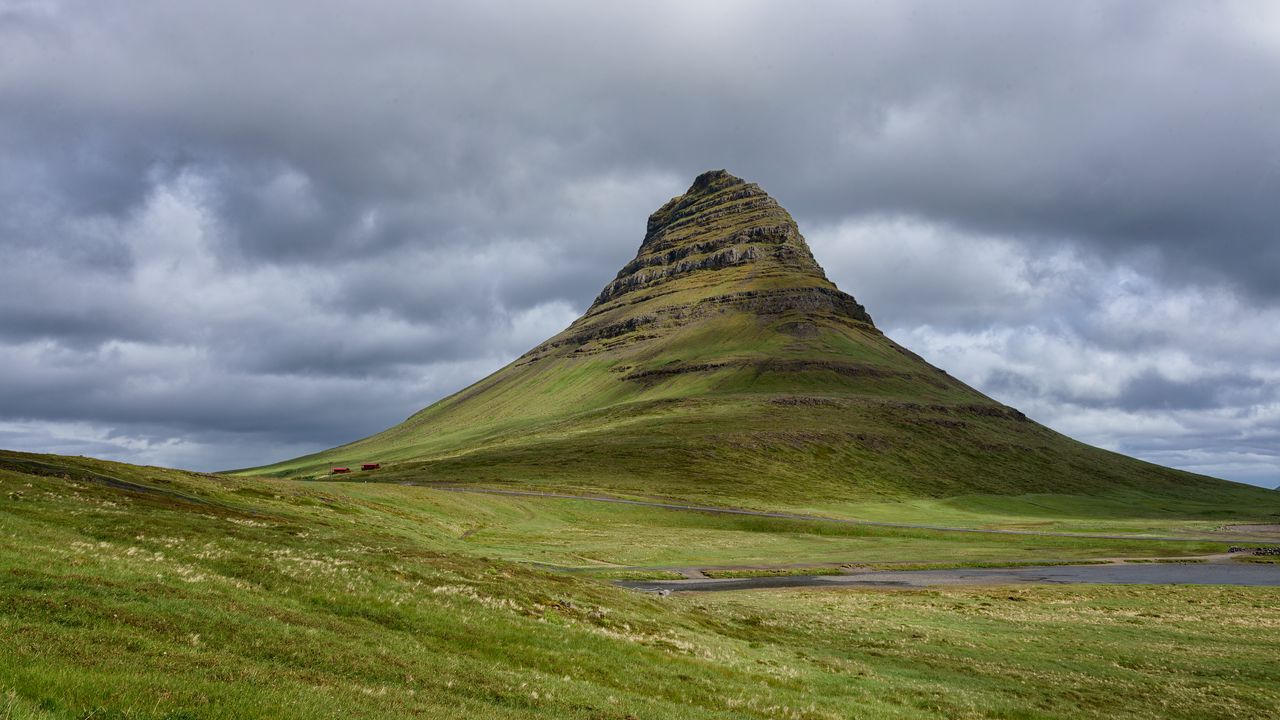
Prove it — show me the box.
[331,467,351,474]
[361,463,381,471]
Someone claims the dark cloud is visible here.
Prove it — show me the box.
[1114,371,1264,412]
[0,1,1277,484]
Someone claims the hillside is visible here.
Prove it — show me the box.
[5,448,1280,719]
[241,170,1277,514]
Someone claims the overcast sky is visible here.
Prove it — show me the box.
[1,1,1277,486]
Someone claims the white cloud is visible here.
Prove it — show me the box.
[810,215,1280,485]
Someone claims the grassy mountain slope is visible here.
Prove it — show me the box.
[4,449,1279,719]
[241,170,1277,515]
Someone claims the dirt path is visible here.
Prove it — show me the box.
[422,484,1264,543]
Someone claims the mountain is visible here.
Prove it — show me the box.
[241,170,1273,512]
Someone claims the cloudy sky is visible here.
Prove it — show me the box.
[1,1,1277,486]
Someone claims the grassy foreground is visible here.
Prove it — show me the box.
[3,450,1279,719]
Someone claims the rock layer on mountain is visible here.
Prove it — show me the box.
[519,170,872,366]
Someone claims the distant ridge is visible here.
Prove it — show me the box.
[240,171,1275,514]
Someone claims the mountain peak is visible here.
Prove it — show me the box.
[688,167,746,193]
[643,169,760,240]
[503,170,874,364]
[594,170,847,314]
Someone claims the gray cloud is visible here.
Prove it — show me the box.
[811,213,1280,488]
[1114,371,1264,412]
[0,1,1276,485]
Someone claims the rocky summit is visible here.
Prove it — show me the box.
[521,169,872,365]
[591,169,852,313]
[244,171,1263,510]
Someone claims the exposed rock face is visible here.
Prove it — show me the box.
[593,243,762,305]
[588,170,859,313]
[523,170,873,363]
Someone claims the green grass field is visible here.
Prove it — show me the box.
[4,450,1279,719]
